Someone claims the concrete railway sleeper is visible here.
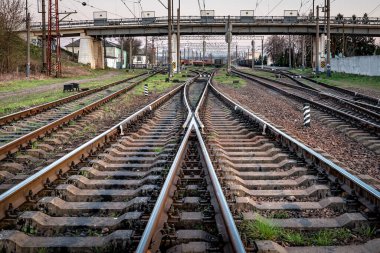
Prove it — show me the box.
[280,69,380,110]
[0,79,200,252]
[0,73,198,195]
[233,68,380,127]
[0,72,155,161]
[136,76,245,253]
[251,66,380,111]
[196,81,380,252]
[0,72,148,126]
[232,69,380,154]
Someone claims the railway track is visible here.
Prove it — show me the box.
[0,72,153,161]
[198,79,380,252]
[252,66,380,113]
[0,71,379,252]
[232,68,380,154]
[0,78,193,252]
[279,69,380,110]
[0,73,200,195]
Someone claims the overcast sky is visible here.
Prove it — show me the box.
[30,0,380,21]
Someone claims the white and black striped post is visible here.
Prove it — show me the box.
[144,84,148,96]
[303,103,311,127]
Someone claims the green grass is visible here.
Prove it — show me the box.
[240,218,355,246]
[289,68,380,91]
[240,218,282,241]
[132,73,186,95]
[0,71,145,116]
[270,211,289,219]
[241,68,278,80]
[0,69,102,93]
[213,69,247,88]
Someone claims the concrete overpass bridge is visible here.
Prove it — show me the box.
[26,15,380,69]
[30,15,380,37]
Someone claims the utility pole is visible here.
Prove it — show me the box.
[202,40,206,68]
[288,35,292,68]
[152,38,155,66]
[236,44,238,60]
[326,0,331,77]
[261,38,264,69]
[226,15,232,73]
[71,38,75,62]
[251,40,255,71]
[342,21,345,57]
[129,39,133,69]
[103,39,107,69]
[312,0,315,18]
[120,37,124,69]
[302,36,305,69]
[168,0,172,78]
[176,0,181,73]
[41,0,47,72]
[26,0,31,78]
[156,46,159,65]
[315,6,320,74]
[145,36,148,69]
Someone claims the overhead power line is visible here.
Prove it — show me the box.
[120,0,137,18]
[266,0,285,16]
[369,3,380,15]
[156,0,167,9]
[70,0,126,18]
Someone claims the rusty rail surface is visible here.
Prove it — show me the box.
[0,76,198,220]
[136,74,245,252]
[0,72,148,126]
[208,81,380,210]
[232,69,380,133]
[0,73,154,161]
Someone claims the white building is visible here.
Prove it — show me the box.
[132,52,149,68]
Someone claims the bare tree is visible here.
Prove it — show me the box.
[0,0,25,73]
[120,38,142,61]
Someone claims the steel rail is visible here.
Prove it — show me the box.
[0,72,148,126]
[182,76,196,128]
[0,79,188,220]
[193,82,245,251]
[279,70,380,110]
[254,66,380,112]
[0,73,156,161]
[208,81,380,209]
[236,68,380,118]
[194,74,213,132]
[137,119,246,253]
[137,75,245,253]
[232,69,380,133]
[135,118,194,253]
[193,121,245,252]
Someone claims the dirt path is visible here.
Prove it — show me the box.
[0,72,116,100]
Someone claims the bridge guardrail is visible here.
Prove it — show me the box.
[29,16,380,29]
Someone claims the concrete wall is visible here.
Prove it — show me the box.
[331,55,380,76]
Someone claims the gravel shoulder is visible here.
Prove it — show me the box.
[213,75,380,184]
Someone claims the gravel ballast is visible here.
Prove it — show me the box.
[213,76,380,184]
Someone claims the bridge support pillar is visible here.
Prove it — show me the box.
[172,34,178,73]
[78,34,104,69]
[312,35,326,73]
